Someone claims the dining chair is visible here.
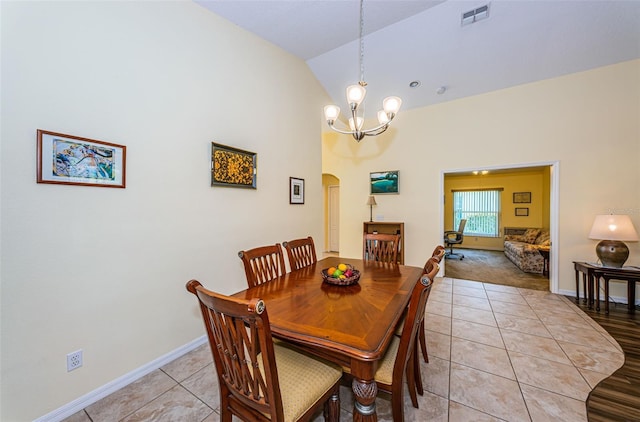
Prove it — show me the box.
[186,280,342,422]
[431,245,446,263]
[345,263,437,421]
[238,244,286,288]
[363,233,401,263]
[282,236,317,271]
[415,256,440,364]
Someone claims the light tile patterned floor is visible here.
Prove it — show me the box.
[63,277,624,422]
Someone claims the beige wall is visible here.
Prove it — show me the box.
[443,168,551,250]
[323,59,640,297]
[0,1,329,420]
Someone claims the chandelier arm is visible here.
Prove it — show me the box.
[363,126,390,137]
[360,113,397,135]
[327,121,361,136]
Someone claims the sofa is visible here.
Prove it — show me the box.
[503,228,550,274]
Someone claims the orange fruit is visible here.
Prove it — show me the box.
[327,267,336,275]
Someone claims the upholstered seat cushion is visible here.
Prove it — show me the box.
[374,336,400,385]
[258,343,342,422]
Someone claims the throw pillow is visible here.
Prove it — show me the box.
[522,228,541,244]
[536,231,550,245]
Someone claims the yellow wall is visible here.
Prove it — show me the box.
[443,168,551,250]
[0,1,331,420]
[323,59,640,298]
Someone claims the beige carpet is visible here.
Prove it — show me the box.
[443,248,549,291]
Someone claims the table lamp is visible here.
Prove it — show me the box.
[588,214,639,267]
[366,196,377,222]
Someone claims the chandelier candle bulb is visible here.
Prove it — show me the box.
[324,105,340,121]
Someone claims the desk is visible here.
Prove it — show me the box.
[573,261,640,313]
[233,256,423,421]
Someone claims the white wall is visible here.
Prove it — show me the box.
[0,1,328,420]
[323,59,640,295]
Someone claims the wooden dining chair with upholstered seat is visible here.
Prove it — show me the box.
[344,263,437,421]
[238,244,286,288]
[283,236,317,271]
[186,280,342,422]
[415,256,440,364]
[363,233,401,263]
[431,245,446,263]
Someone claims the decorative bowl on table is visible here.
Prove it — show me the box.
[321,263,360,286]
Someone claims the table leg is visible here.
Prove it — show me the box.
[595,275,600,312]
[575,269,580,303]
[604,276,610,314]
[585,273,592,309]
[629,281,636,314]
[352,379,377,421]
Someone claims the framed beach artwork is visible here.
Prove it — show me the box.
[370,171,399,194]
[36,130,126,188]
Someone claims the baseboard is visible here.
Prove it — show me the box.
[559,288,639,306]
[34,335,207,422]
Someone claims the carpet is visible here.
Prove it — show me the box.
[443,248,549,291]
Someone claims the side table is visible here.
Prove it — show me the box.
[573,261,640,313]
[538,247,550,277]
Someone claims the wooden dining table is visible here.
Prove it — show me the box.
[232,256,424,421]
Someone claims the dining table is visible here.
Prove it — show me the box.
[232,256,424,421]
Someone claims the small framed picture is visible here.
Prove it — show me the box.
[513,192,531,203]
[515,207,529,216]
[211,142,257,189]
[37,130,126,188]
[290,177,304,204]
[370,170,399,194]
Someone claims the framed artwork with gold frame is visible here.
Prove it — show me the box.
[211,142,257,189]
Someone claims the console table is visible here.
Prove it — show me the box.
[573,261,640,313]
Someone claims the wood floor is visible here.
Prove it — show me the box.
[573,298,640,421]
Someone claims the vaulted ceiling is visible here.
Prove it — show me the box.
[196,1,640,113]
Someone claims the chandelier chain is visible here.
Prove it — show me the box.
[359,0,366,86]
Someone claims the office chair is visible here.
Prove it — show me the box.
[444,219,467,260]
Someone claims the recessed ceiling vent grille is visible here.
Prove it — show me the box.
[461,4,490,26]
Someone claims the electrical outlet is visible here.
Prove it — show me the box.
[67,350,83,372]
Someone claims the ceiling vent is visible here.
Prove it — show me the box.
[461,4,490,26]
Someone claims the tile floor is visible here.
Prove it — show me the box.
[63,277,624,422]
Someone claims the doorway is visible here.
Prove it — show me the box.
[323,173,340,253]
[328,185,339,252]
[441,162,559,293]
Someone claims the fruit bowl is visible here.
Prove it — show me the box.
[322,264,360,286]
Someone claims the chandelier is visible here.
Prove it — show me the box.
[323,0,402,142]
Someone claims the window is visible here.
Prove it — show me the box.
[452,189,501,237]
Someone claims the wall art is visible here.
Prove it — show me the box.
[290,177,304,204]
[370,170,399,194]
[211,142,257,188]
[37,129,126,188]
